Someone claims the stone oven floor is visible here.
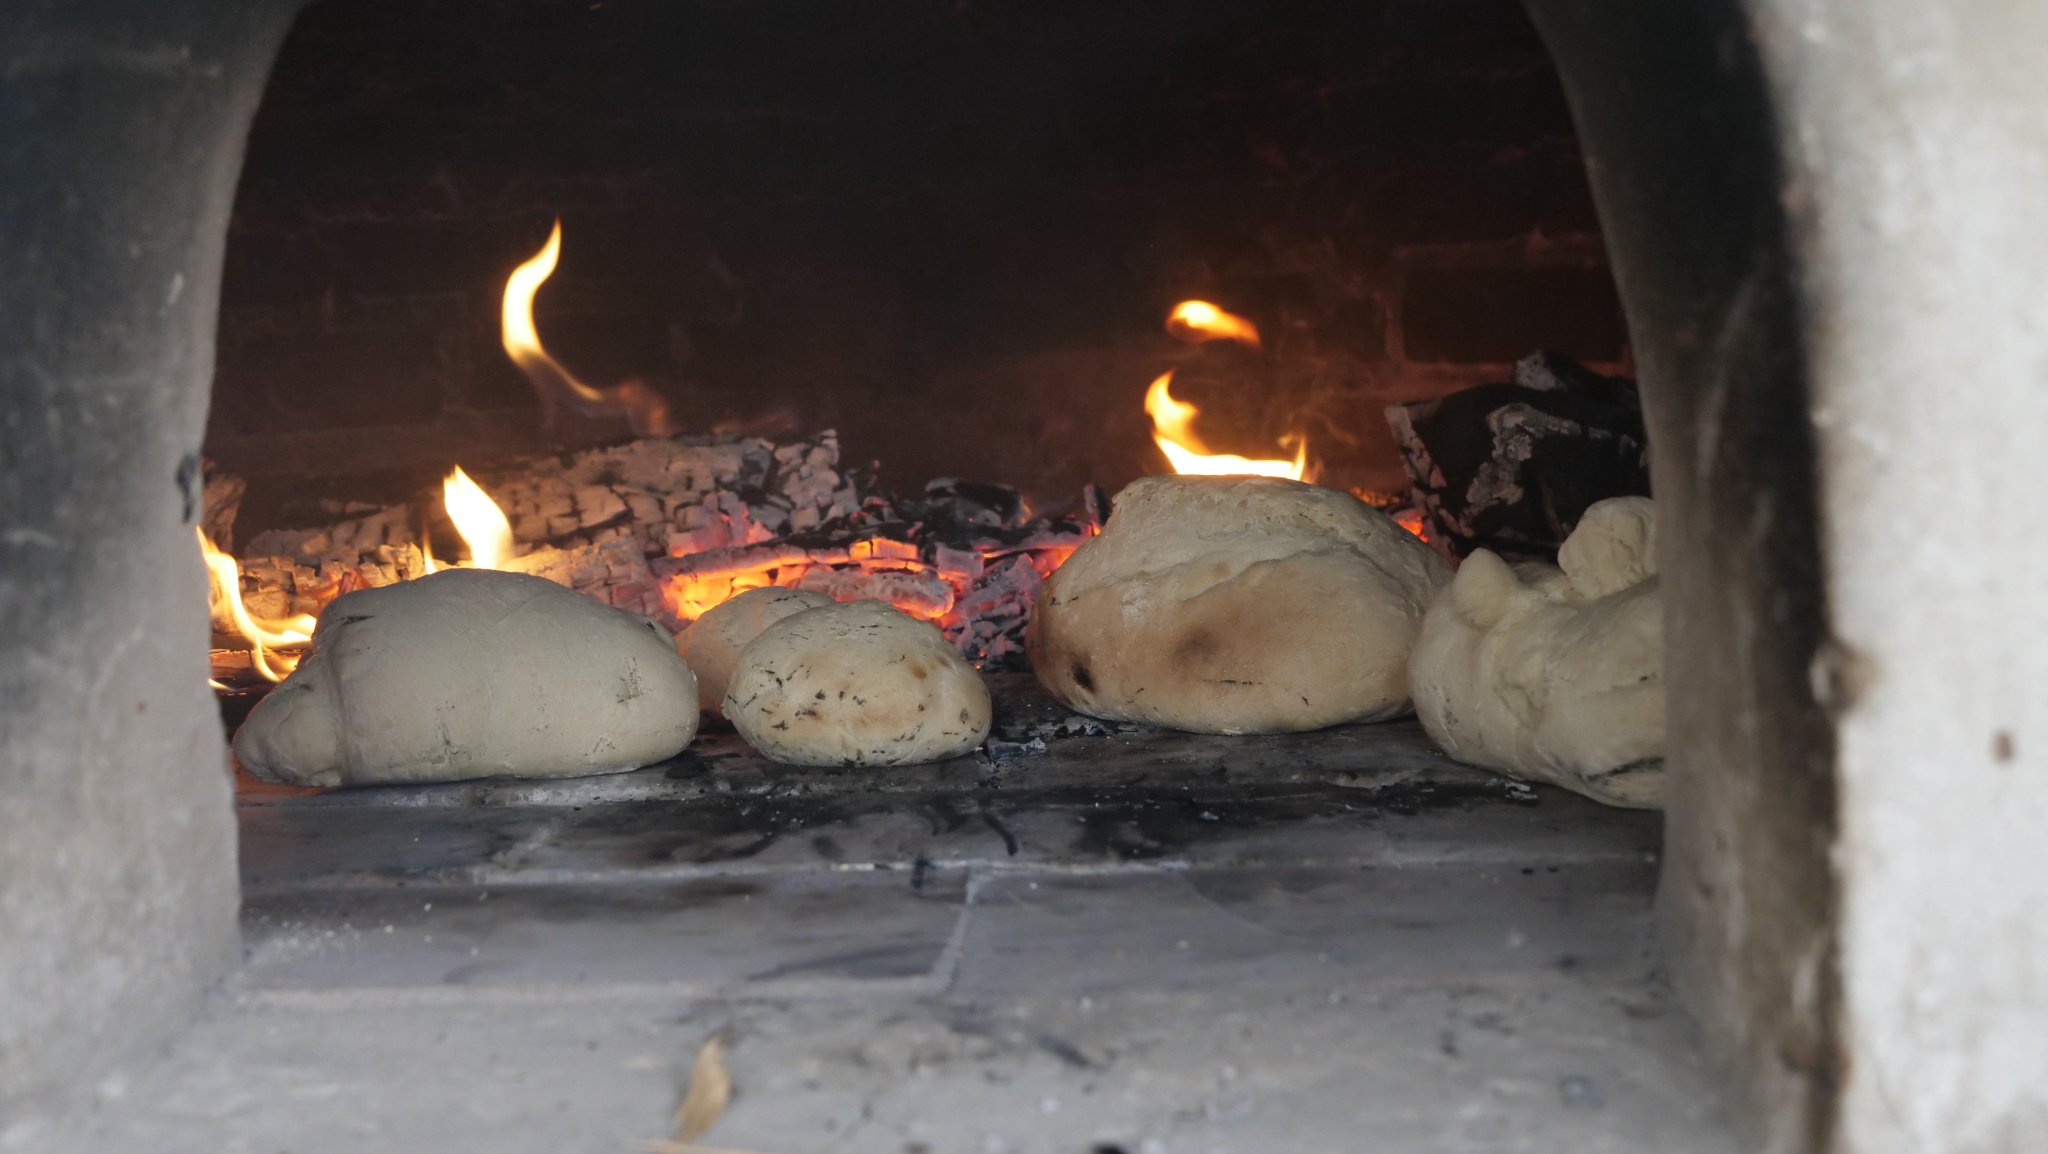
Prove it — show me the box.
[42,678,1736,1154]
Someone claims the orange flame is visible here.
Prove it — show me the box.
[1144,373,1308,480]
[502,221,571,383]
[442,466,514,570]
[1166,300,1261,349]
[502,219,677,436]
[198,528,314,683]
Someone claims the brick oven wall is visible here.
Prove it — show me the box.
[207,0,1625,514]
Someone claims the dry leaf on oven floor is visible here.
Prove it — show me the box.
[641,1032,780,1154]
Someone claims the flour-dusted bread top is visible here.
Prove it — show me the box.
[724,599,991,767]
[1047,474,1449,607]
[233,567,698,787]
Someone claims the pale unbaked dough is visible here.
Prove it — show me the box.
[676,586,833,716]
[234,568,699,787]
[724,599,991,767]
[1407,496,1664,808]
[1028,475,1452,734]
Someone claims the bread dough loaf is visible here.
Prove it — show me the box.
[1028,475,1452,734]
[234,568,699,787]
[676,587,833,716]
[1407,496,1664,808]
[725,600,991,766]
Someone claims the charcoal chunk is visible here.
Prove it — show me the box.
[1386,352,1650,559]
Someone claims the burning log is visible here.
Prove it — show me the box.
[232,542,431,622]
[500,538,667,620]
[1385,352,1651,560]
[222,431,856,614]
[231,431,860,573]
[200,460,245,554]
[481,433,864,557]
[209,648,256,682]
[241,503,417,562]
[649,475,1098,665]
[213,430,1097,681]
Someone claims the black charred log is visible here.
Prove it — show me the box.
[1386,352,1650,559]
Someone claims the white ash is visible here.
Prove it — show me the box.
[949,556,1043,666]
[226,542,431,626]
[499,539,666,621]
[1009,714,1135,742]
[983,736,1048,764]
[987,676,1141,746]
[978,710,1135,764]
[241,501,416,561]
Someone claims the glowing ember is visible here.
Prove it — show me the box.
[1166,299,1262,349]
[666,566,781,621]
[1145,373,1309,480]
[502,219,677,435]
[661,541,1087,650]
[442,465,514,570]
[1351,488,1433,543]
[661,551,952,624]
[649,483,1100,666]
[198,528,314,683]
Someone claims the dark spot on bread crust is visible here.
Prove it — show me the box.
[1174,630,1219,664]
[1071,663,1095,692]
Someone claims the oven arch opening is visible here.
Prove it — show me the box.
[7,0,2046,1150]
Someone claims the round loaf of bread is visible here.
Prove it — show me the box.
[1408,497,1664,808]
[725,600,991,767]
[234,568,699,787]
[1028,474,1451,734]
[676,586,834,716]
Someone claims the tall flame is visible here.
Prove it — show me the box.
[502,219,677,436]
[1145,374,1308,480]
[442,466,513,570]
[198,528,314,683]
[501,220,595,405]
[1166,300,1262,349]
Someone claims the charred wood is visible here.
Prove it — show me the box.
[1386,352,1650,560]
